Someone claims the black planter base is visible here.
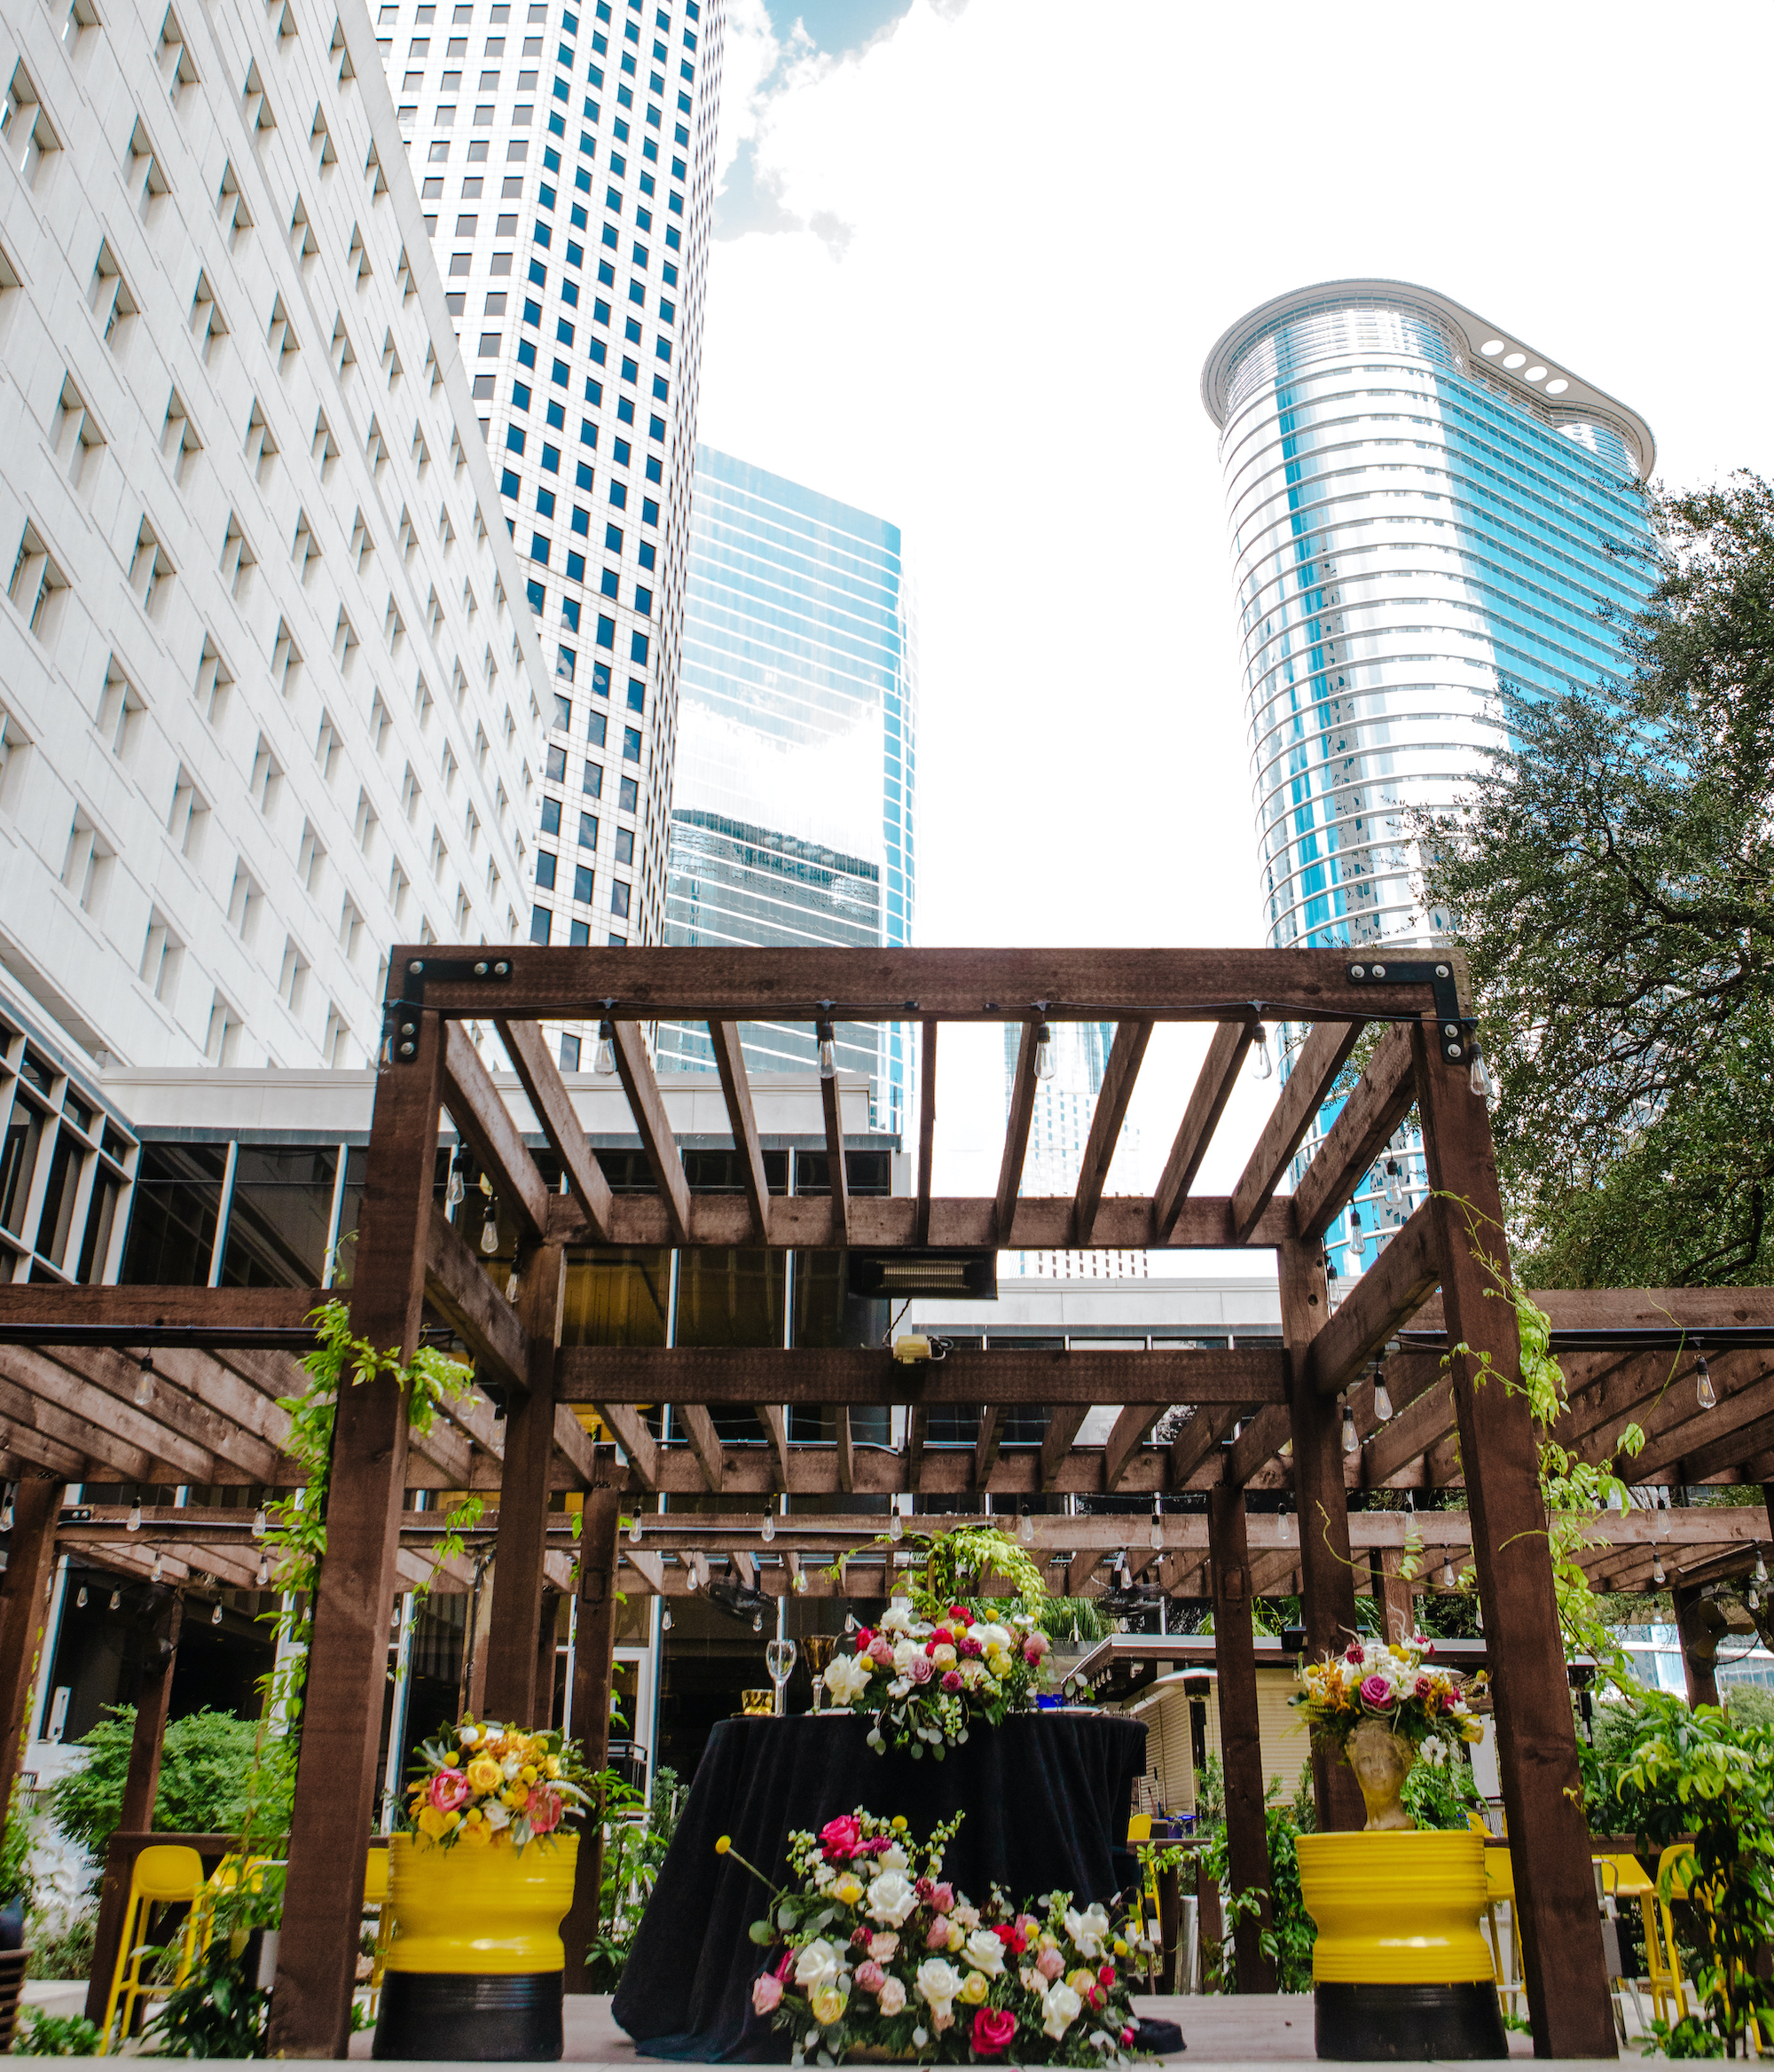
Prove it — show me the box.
[1315,1982,1508,2061]
[373,1971,564,2060]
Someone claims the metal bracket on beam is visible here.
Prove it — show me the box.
[1346,960,1474,1065]
[384,955,514,1060]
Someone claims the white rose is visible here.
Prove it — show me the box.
[1064,1903,1111,1958]
[914,1959,962,2017]
[795,1940,844,1990]
[891,1636,925,1676]
[880,1600,914,1634]
[878,1844,909,1872]
[962,1929,1005,1976]
[972,1622,1012,1652]
[867,1869,919,1927]
[1042,1982,1081,2040]
[484,1801,511,1829]
[824,1654,874,1707]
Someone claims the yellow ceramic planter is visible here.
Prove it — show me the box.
[384,1832,579,1975]
[1294,1831,1494,1986]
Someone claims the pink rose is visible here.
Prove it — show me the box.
[1121,2028,1136,2046]
[927,1917,955,1949]
[820,1814,863,1860]
[526,1784,562,1834]
[1415,1675,1433,1699]
[751,1973,783,2015]
[907,1653,934,1685]
[878,1977,907,2017]
[856,1628,875,1650]
[1024,1631,1049,1661]
[1345,1643,1365,1665]
[1036,1947,1064,1982]
[868,1933,899,1962]
[941,1670,962,1693]
[930,1883,954,1914]
[868,1636,894,1668]
[1358,1673,1392,1707]
[851,1927,870,1948]
[855,1960,885,1994]
[958,1636,983,1660]
[972,2008,1017,2057]
[775,1949,796,1982]
[931,2009,954,2034]
[428,1769,469,1811]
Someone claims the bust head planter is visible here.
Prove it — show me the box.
[1294,1636,1487,1834]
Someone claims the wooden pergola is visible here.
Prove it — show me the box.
[0,946,1770,2062]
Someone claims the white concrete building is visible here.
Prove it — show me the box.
[370,0,725,1043]
[0,0,551,1084]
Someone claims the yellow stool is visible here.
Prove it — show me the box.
[1468,1817,1522,2017]
[365,1848,396,2016]
[1657,1842,1766,2052]
[98,1844,205,2052]
[1125,1816,1164,1982]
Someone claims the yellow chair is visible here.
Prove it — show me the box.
[98,1844,205,2053]
[365,1848,396,2017]
[1125,1817,1165,1985]
[1657,1842,1765,2052]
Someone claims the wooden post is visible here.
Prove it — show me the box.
[483,1244,566,1727]
[534,1589,561,1731]
[269,1008,444,2060]
[1155,1858,1181,1992]
[462,1556,494,1721]
[83,1590,183,2025]
[0,1476,66,1832]
[562,1487,621,1993]
[1672,1583,1722,1707]
[1413,1024,1616,2061]
[1370,1547,1415,1644]
[1206,1485,1276,1994]
[1278,1238,1365,1833]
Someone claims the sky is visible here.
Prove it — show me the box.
[691,0,1774,1228]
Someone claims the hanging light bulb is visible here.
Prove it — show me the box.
[1252,1022,1274,1080]
[816,1019,837,1080]
[152,1553,163,1583]
[1474,1599,1485,1633]
[76,1586,88,1608]
[1404,1488,1416,1514]
[1384,1158,1403,1207]
[1342,1399,1359,1455]
[256,1556,271,1588]
[1652,1554,1666,1587]
[1032,1023,1056,1082]
[1749,1584,1762,1613]
[1754,1549,1769,1586]
[108,1589,121,1612]
[628,1518,643,1545]
[1371,1360,1393,1424]
[888,1510,903,1543]
[1696,1355,1716,1411]
[253,1508,268,1539]
[506,1271,520,1302]
[792,1568,808,1595]
[1468,1046,1492,1101]
[1277,1503,1292,1544]
[760,1512,775,1543]
[0,1503,11,1534]
[480,1200,500,1255]
[752,1612,764,1633]
[210,1601,223,1626]
[593,1019,616,1075]
[661,1606,672,1631]
[135,1354,154,1406]
[445,1155,466,1210]
[1149,1497,1164,1552]
[1020,1511,1036,1547]
[128,1503,142,1533]
[1441,1560,1456,1590]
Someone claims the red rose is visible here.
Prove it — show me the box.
[930,1627,954,1648]
[1345,1643,1364,1665]
[820,1814,863,1860]
[856,1628,874,1650]
[1098,1964,1116,1986]
[1121,2029,1136,2046]
[992,1921,1028,1954]
[971,2009,1017,2057]
[851,1927,869,1947]
[947,1606,969,1625]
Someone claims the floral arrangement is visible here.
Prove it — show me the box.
[821,1597,1052,1759]
[405,1715,591,1850]
[726,1809,1151,2065]
[1293,1635,1487,1752]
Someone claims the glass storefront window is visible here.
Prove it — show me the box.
[220,1146,340,1287]
[561,1247,669,1345]
[119,1143,228,1284]
[0,1099,47,1236]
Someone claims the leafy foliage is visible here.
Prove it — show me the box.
[49,1709,284,1858]
[10,2011,103,2056]
[1420,473,1774,1286]
[582,1765,681,1991]
[1200,1779,1315,1994]
[0,1819,30,1905]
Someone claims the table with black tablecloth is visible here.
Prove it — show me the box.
[611,1711,1148,2061]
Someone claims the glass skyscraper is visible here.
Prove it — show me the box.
[1199,279,1659,1270]
[657,448,917,1131]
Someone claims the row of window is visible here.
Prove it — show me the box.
[531,905,624,946]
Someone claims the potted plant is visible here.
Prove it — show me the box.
[374,1717,593,2062]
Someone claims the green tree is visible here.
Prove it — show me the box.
[50,1709,293,1858]
[1421,474,1774,1287]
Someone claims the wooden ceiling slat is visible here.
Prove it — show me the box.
[1226,1402,1291,1487]
[1073,1019,1153,1246]
[1304,1205,1442,1397]
[609,1019,692,1244]
[994,1021,1040,1245]
[1103,1403,1163,1492]
[754,1402,790,1491]
[1152,1021,1252,1242]
[495,1016,616,1242]
[1040,1405,1089,1492]
[1671,1401,1774,1487]
[443,1019,552,1241]
[1229,1018,1363,1244]
[42,1344,286,1482]
[595,1401,660,1489]
[972,1406,1003,1491]
[1291,1025,1418,1243]
[0,1362,164,1482]
[819,1057,851,1248]
[677,1402,725,1495]
[708,1023,771,1244]
[425,1203,527,1398]
[1605,1357,1774,1482]
[551,1403,597,1487]
[1169,1403,1240,1487]
[836,1406,854,1495]
[914,1019,937,1247]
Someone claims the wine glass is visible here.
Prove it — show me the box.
[803,1635,836,1712]
[765,1637,797,1715]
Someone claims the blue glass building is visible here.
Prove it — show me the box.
[656,448,917,1129]
[1200,280,1659,1271]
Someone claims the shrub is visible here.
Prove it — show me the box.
[50,1710,289,1858]
[11,2010,103,2056]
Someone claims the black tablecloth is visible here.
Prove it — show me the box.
[612,1712,1148,2061]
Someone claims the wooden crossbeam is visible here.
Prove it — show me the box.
[915,1019,937,1247]
[594,1402,660,1489]
[1153,1022,1252,1241]
[754,1402,790,1491]
[0,1418,93,1480]
[1067,1548,1103,1595]
[0,1284,322,1344]
[907,1409,928,1489]
[836,1407,854,1495]
[1552,1351,1667,1450]
[709,1023,771,1243]
[1170,1403,1239,1487]
[496,1016,616,1241]
[1103,1403,1164,1491]
[819,1063,851,1247]
[425,1203,528,1398]
[552,1403,598,1487]
[973,1406,1004,1490]
[678,1401,725,1494]
[609,1021,692,1244]
[0,1354,166,1481]
[1229,1019,1364,1243]
[1074,1020,1152,1244]
[1598,1357,1774,1481]
[995,1021,1040,1244]
[1040,1405,1089,1492]
[1226,1403,1291,1487]
[1291,1025,1417,1242]
[556,1344,1285,1407]
[622,1547,665,1594]
[1304,1204,1441,1396]
[41,1345,285,1483]
[444,1019,552,1240]
[1364,1377,1455,1487]
[1663,1396,1774,1487]
[730,1550,757,1590]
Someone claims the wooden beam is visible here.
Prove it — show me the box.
[1364,1376,1456,1487]
[444,1017,552,1240]
[0,1359,164,1483]
[0,1476,65,1833]
[426,1203,528,1396]
[754,1403,790,1491]
[562,1489,620,1992]
[995,1021,1040,1244]
[0,1284,321,1344]
[1291,1024,1417,1242]
[907,1408,928,1491]
[1595,1356,1774,1480]
[621,1546,665,1595]
[1103,1403,1163,1492]
[557,1343,1285,1408]
[1066,1549,1103,1596]
[609,1020,692,1244]
[1304,1203,1442,1396]
[0,1346,215,1482]
[1040,1406,1089,1492]
[1227,1402,1291,1487]
[973,1406,1004,1491]
[1074,1020,1153,1244]
[496,1016,616,1241]
[1229,1018,1364,1243]
[679,1401,725,1495]
[914,1019,937,1246]
[595,1402,660,1490]
[836,1407,854,1495]
[1153,1022,1252,1241]
[709,1022,771,1243]
[39,1345,284,1482]
[730,1550,757,1590]
[1672,1402,1774,1487]
[0,1418,86,1480]
[552,1403,598,1487]
[1207,1487,1276,1992]
[1169,1403,1239,1487]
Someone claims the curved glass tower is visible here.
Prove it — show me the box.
[1200,279,1658,1268]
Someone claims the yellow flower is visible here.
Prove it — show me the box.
[521,1765,538,1783]
[957,1972,987,2005]
[467,1756,502,1794]
[891,1816,908,1833]
[1112,1939,1127,1958]
[716,1835,731,1855]
[545,1757,561,1778]
[506,1784,530,1811]
[810,1984,848,2029]
[832,1873,864,1906]
[461,1821,491,1847]
[1067,1968,1095,1997]
[417,1806,448,1839]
